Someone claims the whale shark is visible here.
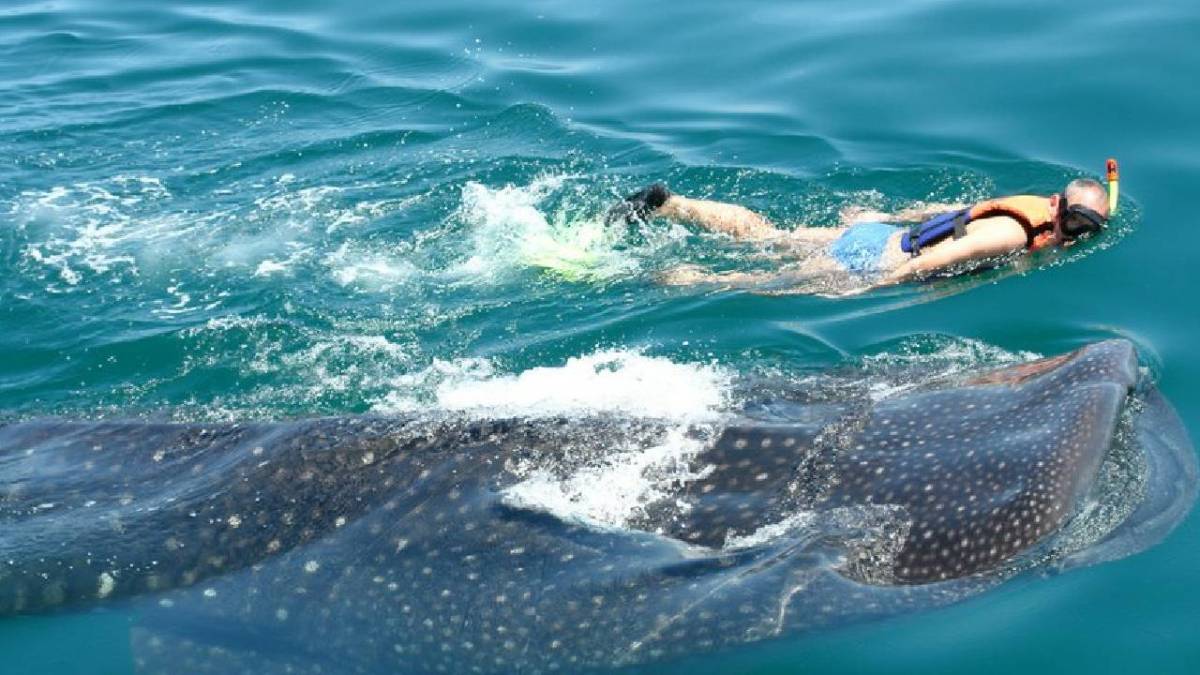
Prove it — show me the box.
[0,339,1193,674]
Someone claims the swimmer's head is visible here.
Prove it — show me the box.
[1064,178,1109,218]
[1050,178,1109,245]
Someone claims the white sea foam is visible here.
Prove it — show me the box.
[11,176,181,287]
[324,242,418,290]
[277,334,413,396]
[723,512,817,550]
[8,174,418,295]
[253,184,410,234]
[374,349,732,421]
[181,316,416,413]
[254,259,290,277]
[503,427,714,530]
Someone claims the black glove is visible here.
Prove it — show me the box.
[604,183,671,225]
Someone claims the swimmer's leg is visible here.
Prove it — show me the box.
[609,182,845,243]
[607,183,782,240]
[658,194,782,240]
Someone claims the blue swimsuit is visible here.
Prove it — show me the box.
[828,222,899,274]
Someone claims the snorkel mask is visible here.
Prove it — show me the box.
[1056,158,1119,242]
[1058,199,1107,239]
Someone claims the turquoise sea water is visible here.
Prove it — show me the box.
[2,0,1198,673]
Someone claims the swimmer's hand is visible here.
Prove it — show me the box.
[815,285,872,299]
[658,263,710,286]
[838,206,894,226]
[873,268,909,288]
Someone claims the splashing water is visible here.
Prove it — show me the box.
[375,348,733,421]
[454,176,642,282]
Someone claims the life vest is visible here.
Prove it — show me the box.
[900,196,1057,256]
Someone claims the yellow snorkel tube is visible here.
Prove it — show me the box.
[1106,158,1120,215]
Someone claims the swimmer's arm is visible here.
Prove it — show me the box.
[874,218,1026,286]
[658,265,783,288]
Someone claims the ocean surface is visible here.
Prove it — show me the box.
[2,0,1198,673]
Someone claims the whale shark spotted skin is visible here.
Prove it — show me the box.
[0,339,1193,674]
[668,341,1140,583]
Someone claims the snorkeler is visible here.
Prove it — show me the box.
[609,174,1112,289]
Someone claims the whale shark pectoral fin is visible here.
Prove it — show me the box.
[655,408,856,548]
